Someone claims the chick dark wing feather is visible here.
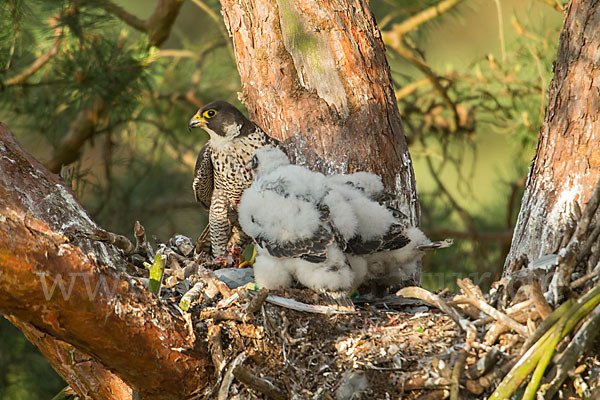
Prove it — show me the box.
[254,224,334,263]
[346,224,411,255]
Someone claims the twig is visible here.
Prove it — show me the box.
[208,324,226,373]
[530,281,552,319]
[521,314,566,399]
[95,0,147,31]
[577,221,600,264]
[573,178,600,243]
[144,252,166,295]
[189,0,235,60]
[450,348,468,400]
[394,45,460,132]
[395,78,430,100]
[218,352,247,400]
[490,283,600,399]
[84,228,135,254]
[396,286,470,332]
[244,290,269,314]
[492,0,506,63]
[536,0,565,12]
[384,0,466,39]
[201,308,248,322]
[425,156,479,238]
[233,365,287,400]
[134,221,154,258]
[571,267,600,289]
[3,18,63,87]
[179,282,204,311]
[265,295,347,315]
[478,356,517,388]
[456,279,529,337]
[466,347,500,379]
[198,267,232,298]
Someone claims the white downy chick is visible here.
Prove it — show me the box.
[239,148,359,290]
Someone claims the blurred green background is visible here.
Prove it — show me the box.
[0,0,563,397]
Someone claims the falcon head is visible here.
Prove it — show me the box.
[250,147,290,177]
[188,101,249,138]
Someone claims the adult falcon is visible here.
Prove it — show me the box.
[188,101,280,265]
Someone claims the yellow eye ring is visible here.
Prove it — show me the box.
[203,109,217,118]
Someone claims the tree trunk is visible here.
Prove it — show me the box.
[504,0,600,272]
[219,0,419,225]
[0,123,211,399]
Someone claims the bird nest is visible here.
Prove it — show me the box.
[150,251,600,400]
[94,194,600,400]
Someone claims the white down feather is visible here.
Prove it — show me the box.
[238,187,322,243]
[328,171,384,199]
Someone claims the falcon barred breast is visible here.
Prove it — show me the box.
[188,101,280,264]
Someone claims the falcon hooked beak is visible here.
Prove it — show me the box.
[188,114,206,130]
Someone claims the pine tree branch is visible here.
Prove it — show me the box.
[383,0,466,39]
[2,18,63,88]
[95,0,147,32]
[146,0,185,47]
[45,98,106,173]
[44,0,184,173]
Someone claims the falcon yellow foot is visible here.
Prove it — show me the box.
[238,247,257,269]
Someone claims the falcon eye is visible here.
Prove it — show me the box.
[203,109,217,119]
[251,155,259,170]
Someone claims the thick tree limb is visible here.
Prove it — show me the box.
[6,316,133,399]
[0,123,211,399]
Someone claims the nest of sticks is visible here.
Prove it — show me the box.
[88,181,600,399]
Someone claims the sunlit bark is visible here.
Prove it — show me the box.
[0,123,211,399]
[219,0,420,225]
[505,0,600,271]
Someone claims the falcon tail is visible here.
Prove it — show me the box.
[416,238,454,251]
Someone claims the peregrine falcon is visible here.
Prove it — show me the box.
[188,101,280,265]
[238,147,452,291]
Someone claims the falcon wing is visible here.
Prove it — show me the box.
[346,223,411,255]
[255,224,335,263]
[193,143,214,209]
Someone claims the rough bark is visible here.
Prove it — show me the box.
[219,0,419,225]
[504,0,600,270]
[6,317,132,399]
[0,123,211,399]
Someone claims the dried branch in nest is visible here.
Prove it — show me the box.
[218,352,247,400]
[490,282,600,399]
[200,290,268,323]
[530,281,552,319]
[396,286,470,332]
[233,365,287,400]
[455,279,529,338]
[450,348,468,400]
[134,220,155,258]
[208,324,226,373]
[83,228,136,254]
[265,294,348,315]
